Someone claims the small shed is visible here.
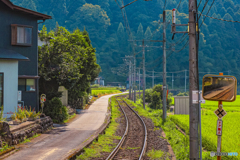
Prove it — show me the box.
[174,96,189,115]
[58,86,68,106]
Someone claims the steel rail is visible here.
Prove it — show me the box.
[106,100,129,160]
[106,99,147,160]
[122,99,148,160]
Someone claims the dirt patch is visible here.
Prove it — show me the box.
[142,116,172,160]
[113,101,145,159]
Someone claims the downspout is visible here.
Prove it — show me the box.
[36,19,45,112]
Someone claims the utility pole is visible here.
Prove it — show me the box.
[134,57,136,103]
[189,0,199,158]
[131,63,134,100]
[162,10,167,120]
[172,73,174,89]
[129,61,132,100]
[152,70,154,88]
[185,69,187,92]
[142,39,146,109]
[139,68,141,97]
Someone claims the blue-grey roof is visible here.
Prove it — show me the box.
[0,49,29,61]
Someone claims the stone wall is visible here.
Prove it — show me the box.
[0,116,53,146]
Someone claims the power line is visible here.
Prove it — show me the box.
[197,0,203,9]
[198,12,240,24]
[163,0,167,11]
[148,40,189,71]
[115,0,122,8]
[176,0,182,12]
[198,0,209,20]
[199,0,215,28]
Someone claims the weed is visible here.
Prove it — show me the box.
[77,97,121,159]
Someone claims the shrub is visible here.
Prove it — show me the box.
[177,92,189,96]
[44,97,69,123]
[141,84,172,110]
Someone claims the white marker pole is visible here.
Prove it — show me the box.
[172,9,176,33]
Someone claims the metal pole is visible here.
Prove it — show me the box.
[217,101,222,160]
[189,0,199,158]
[131,63,134,100]
[134,57,136,103]
[162,10,167,120]
[152,70,154,88]
[129,61,132,100]
[142,39,146,109]
[172,73,174,89]
[185,70,187,92]
[139,68,141,97]
[199,91,202,160]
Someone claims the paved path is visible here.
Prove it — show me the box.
[5,94,121,160]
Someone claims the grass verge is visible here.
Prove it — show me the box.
[77,96,121,159]
[63,113,76,123]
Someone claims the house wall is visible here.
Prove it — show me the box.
[174,96,189,115]
[0,2,39,111]
[0,60,18,117]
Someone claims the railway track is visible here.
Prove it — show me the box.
[106,99,147,160]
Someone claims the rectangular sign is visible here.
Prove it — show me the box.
[17,91,22,101]
[192,90,205,104]
[216,119,223,136]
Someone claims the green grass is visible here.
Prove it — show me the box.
[77,97,122,159]
[171,97,175,105]
[91,90,122,96]
[21,133,40,144]
[63,113,76,123]
[169,113,240,160]
[146,149,165,160]
[91,87,122,90]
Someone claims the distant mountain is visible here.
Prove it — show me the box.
[11,0,240,88]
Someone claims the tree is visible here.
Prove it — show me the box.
[20,0,37,11]
[38,25,100,108]
[70,3,111,45]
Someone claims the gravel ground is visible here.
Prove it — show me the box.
[89,98,172,160]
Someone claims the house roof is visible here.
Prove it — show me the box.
[0,49,29,61]
[1,0,51,20]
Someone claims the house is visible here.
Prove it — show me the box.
[0,0,51,117]
[94,76,105,86]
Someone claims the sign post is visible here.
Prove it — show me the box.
[40,94,46,114]
[202,72,237,159]
[217,101,222,160]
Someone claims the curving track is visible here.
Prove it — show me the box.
[106,99,147,160]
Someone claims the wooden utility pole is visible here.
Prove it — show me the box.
[134,57,136,103]
[162,10,167,120]
[142,39,146,109]
[185,69,187,92]
[129,60,132,100]
[189,0,199,158]
[139,68,141,97]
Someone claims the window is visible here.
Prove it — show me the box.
[0,73,3,107]
[26,79,35,91]
[18,79,35,92]
[11,24,33,46]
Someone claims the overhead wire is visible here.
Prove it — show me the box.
[147,39,189,71]
[199,0,215,29]
[198,0,209,20]
[198,12,240,24]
